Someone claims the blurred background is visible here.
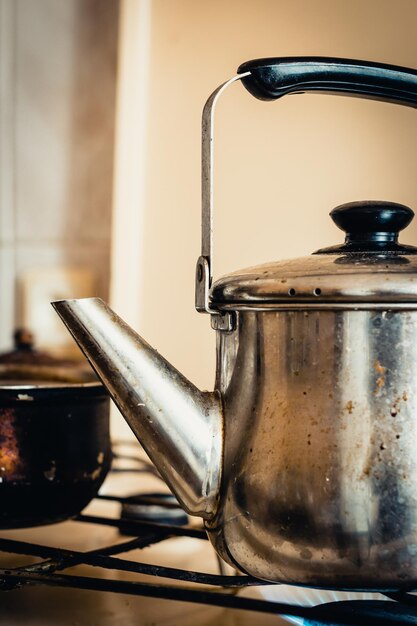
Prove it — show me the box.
[2,0,417,439]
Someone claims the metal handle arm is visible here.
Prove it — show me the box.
[195,73,249,329]
[195,57,417,325]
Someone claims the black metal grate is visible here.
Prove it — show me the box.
[0,444,416,626]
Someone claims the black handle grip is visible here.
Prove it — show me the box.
[238,57,417,107]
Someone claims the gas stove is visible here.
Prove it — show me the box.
[0,442,416,626]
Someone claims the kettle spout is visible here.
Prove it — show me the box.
[51,298,223,519]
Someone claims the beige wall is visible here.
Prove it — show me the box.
[112,0,417,435]
[0,0,118,352]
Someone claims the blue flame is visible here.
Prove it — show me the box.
[260,585,389,625]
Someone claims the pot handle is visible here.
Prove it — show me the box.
[196,58,417,328]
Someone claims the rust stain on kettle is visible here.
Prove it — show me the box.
[390,392,409,417]
[345,400,354,414]
[374,360,386,394]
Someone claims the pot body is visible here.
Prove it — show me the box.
[206,308,417,590]
[0,383,111,528]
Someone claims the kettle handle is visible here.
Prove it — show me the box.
[196,58,417,328]
[238,57,417,106]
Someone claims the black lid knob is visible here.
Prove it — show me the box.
[315,200,417,254]
[332,200,413,242]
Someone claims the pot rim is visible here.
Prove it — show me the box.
[0,380,109,401]
[0,361,105,393]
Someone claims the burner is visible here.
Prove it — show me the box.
[307,600,417,625]
[120,492,189,527]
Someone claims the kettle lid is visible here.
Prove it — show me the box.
[210,201,417,309]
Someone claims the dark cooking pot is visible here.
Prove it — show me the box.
[0,331,111,528]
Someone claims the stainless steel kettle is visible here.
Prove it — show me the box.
[52,58,417,591]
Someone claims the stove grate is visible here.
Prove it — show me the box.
[0,446,416,626]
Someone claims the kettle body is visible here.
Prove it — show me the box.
[208,307,417,589]
[52,295,417,590]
